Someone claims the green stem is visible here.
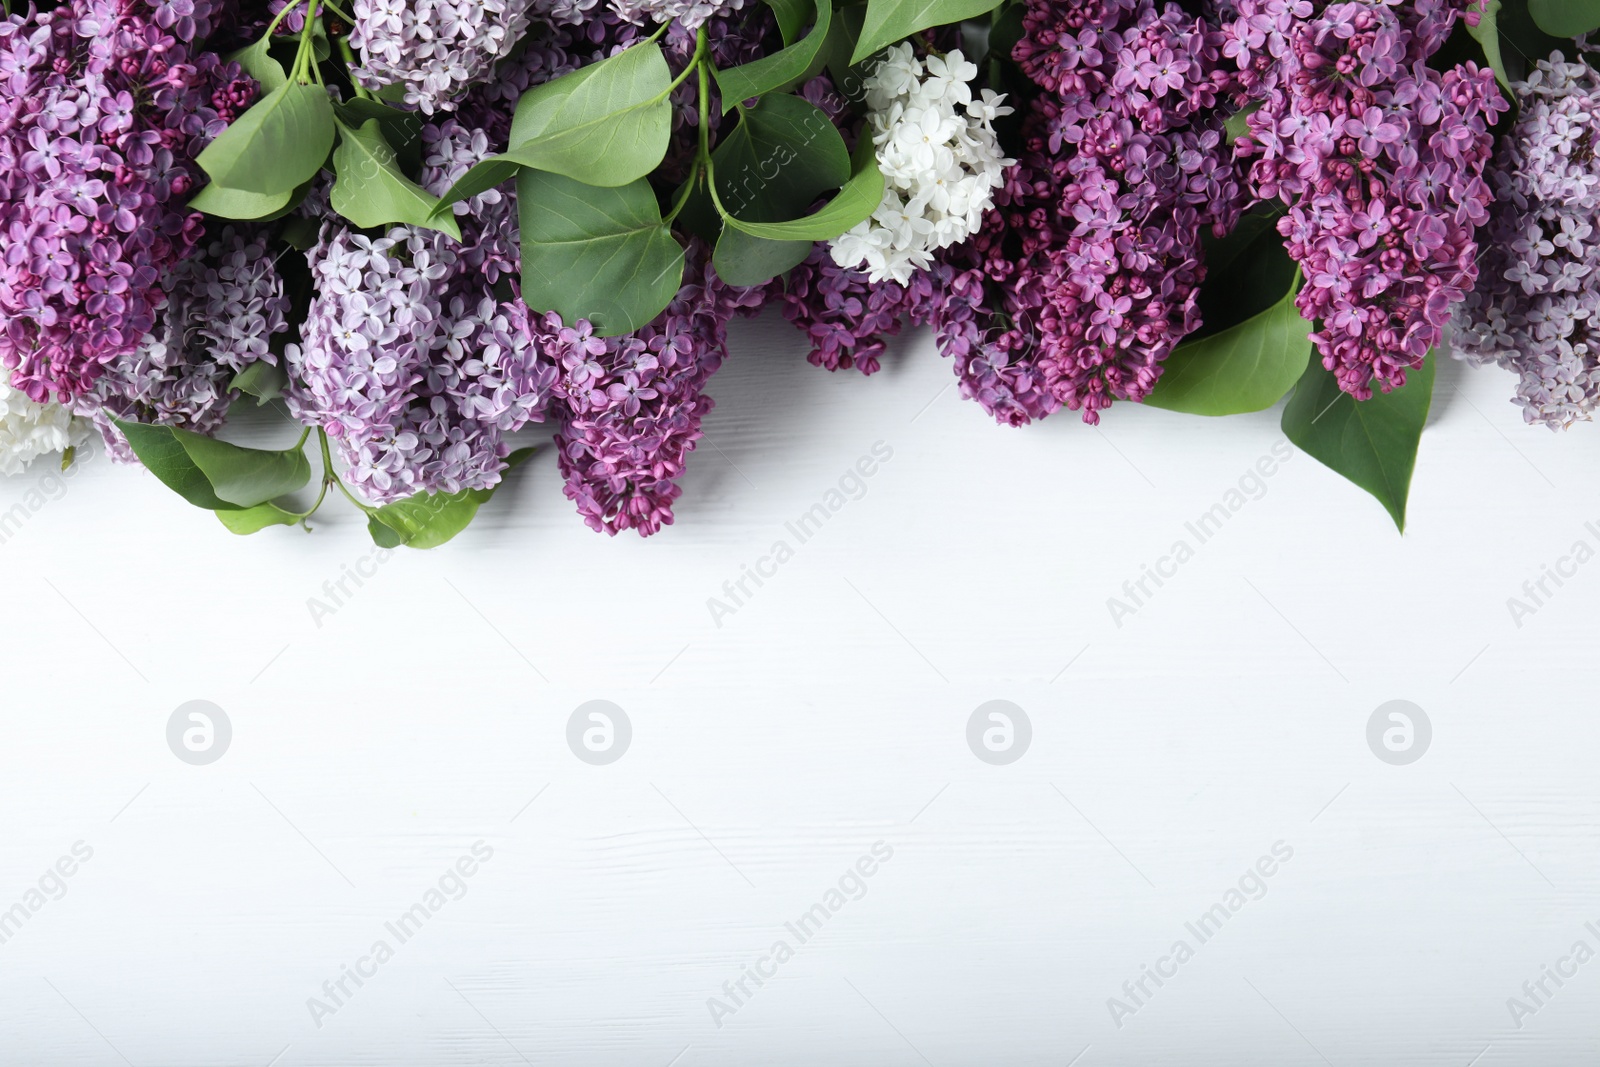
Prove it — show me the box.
[662,161,702,225]
[292,2,322,83]
[656,27,708,101]
[336,37,373,98]
[262,0,309,41]
[319,429,379,515]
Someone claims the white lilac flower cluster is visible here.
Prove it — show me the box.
[0,382,87,476]
[348,0,537,114]
[1453,54,1600,430]
[829,44,1013,285]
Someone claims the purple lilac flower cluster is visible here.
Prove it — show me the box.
[1225,0,1507,397]
[534,244,764,535]
[286,7,771,526]
[76,223,290,459]
[1453,54,1600,429]
[0,0,255,403]
[348,0,538,114]
[286,120,553,503]
[913,0,1248,425]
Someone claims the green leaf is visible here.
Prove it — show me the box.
[1281,354,1436,531]
[715,0,832,103]
[188,181,295,221]
[1529,0,1600,37]
[434,40,671,210]
[231,361,288,405]
[719,134,884,242]
[226,37,288,93]
[766,0,811,44]
[1193,209,1295,339]
[1224,101,1262,145]
[366,515,404,548]
[710,93,853,285]
[852,0,1002,63]
[337,98,426,172]
[1466,0,1511,91]
[217,501,302,534]
[367,448,535,549]
[173,427,312,508]
[1145,273,1313,416]
[330,117,461,238]
[518,169,685,336]
[987,2,1025,62]
[114,421,242,511]
[279,215,321,250]
[195,80,336,196]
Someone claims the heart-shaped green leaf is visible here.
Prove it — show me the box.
[710,94,852,285]
[715,0,832,103]
[196,80,336,196]
[1529,0,1600,37]
[1146,272,1313,416]
[433,40,671,212]
[217,501,303,535]
[719,134,884,243]
[1280,354,1436,531]
[851,0,1002,64]
[172,428,312,508]
[115,421,243,511]
[366,448,536,549]
[518,170,685,336]
[330,117,461,238]
[189,181,296,220]
[231,361,288,405]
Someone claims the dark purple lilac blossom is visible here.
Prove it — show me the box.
[1223,0,1507,398]
[0,0,254,403]
[533,243,764,536]
[937,0,1248,424]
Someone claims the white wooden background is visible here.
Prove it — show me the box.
[2,313,1599,1066]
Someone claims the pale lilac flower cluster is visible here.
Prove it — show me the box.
[1224,0,1507,397]
[287,121,554,502]
[77,224,290,460]
[1453,54,1600,429]
[830,45,1014,285]
[533,244,764,535]
[609,0,746,32]
[348,0,537,114]
[0,0,253,403]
